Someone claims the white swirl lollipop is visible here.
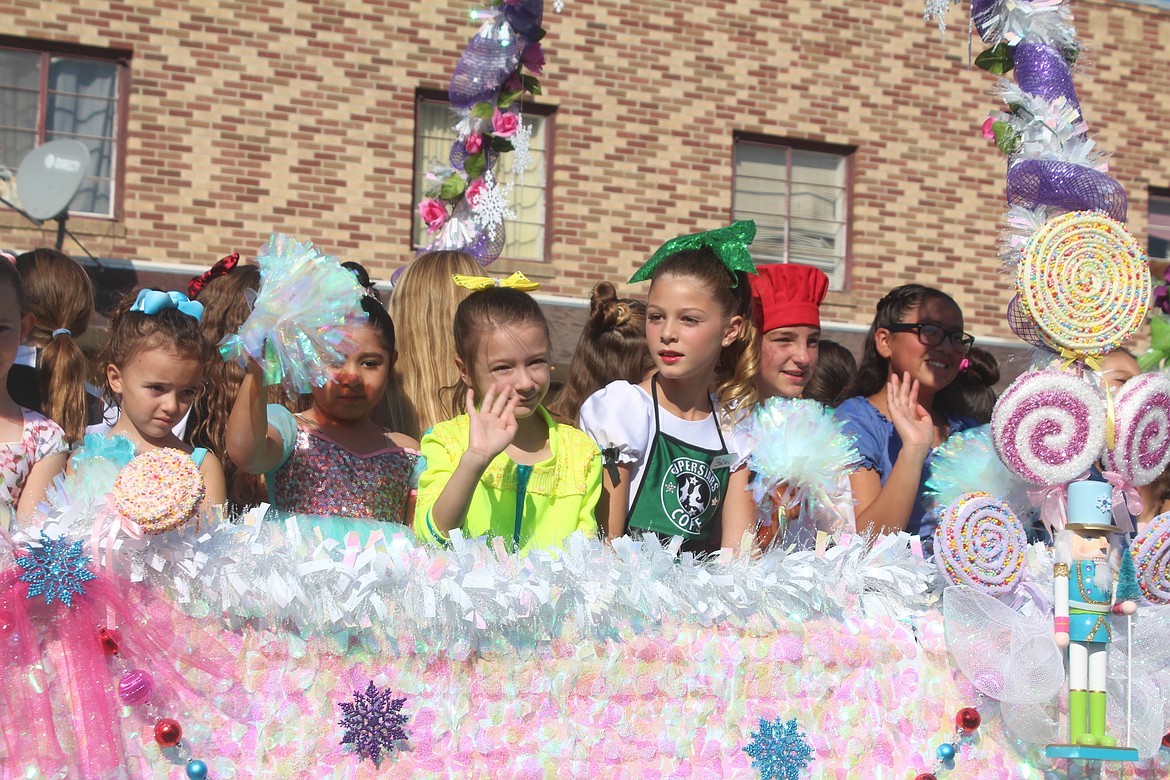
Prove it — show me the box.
[934,491,1028,596]
[991,369,1105,486]
[1103,371,1170,486]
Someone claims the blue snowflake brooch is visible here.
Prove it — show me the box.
[16,531,96,608]
[338,680,409,764]
[743,717,815,780]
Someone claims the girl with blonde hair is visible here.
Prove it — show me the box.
[387,250,482,438]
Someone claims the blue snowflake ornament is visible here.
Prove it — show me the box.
[16,532,96,608]
[338,681,409,764]
[743,717,814,780]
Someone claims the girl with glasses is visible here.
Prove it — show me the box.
[834,284,980,544]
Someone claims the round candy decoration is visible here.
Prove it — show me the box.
[117,669,155,705]
[1103,371,1170,486]
[112,448,206,534]
[991,370,1106,486]
[934,491,1028,596]
[1016,210,1150,358]
[1132,512,1170,605]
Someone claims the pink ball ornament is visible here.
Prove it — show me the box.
[117,669,155,705]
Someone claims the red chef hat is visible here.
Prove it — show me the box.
[749,264,829,333]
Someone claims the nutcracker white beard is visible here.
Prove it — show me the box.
[1052,529,1120,593]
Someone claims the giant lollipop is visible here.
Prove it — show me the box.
[1015,210,1149,359]
[1132,513,1170,605]
[1102,372,1170,487]
[934,491,1028,597]
[991,369,1106,486]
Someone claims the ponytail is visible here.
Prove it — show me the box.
[15,249,94,443]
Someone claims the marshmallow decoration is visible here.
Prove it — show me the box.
[1015,210,1150,357]
[1133,513,1170,605]
[934,492,1028,597]
[991,369,1106,486]
[112,449,205,535]
[1103,371,1170,487]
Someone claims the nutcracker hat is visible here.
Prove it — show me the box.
[749,263,829,334]
[1064,479,1124,533]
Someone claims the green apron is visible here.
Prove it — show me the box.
[625,375,734,546]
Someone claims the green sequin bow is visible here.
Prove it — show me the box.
[628,220,758,287]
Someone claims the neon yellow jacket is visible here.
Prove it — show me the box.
[414,407,601,552]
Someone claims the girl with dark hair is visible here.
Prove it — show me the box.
[226,288,421,526]
[835,284,978,540]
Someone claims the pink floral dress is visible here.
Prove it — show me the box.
[0,409,67,506]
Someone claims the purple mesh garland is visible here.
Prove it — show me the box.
[502,0,544,38]
[1007,295,1061,355]
[1006,160,1128,222]
[971,0,1000,42]
[1014,42,1080,113]
[449,23,524,110]
[449,140,496,176]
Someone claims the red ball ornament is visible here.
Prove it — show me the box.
[956,707,982,733]
[153,718,182,748]
[98,627,121,655]
[915,774,938,780]
[1162,731,1170,749]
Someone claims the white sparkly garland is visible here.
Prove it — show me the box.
[25,507,938,654]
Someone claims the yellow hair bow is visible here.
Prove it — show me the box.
[451,272,540,292]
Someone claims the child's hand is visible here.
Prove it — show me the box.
[886,372,934,451]
[466,384,519,464]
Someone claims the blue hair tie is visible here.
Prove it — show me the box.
[130,289,204,322]
[51,328,71,338]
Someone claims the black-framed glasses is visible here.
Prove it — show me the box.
[886,323,975,354]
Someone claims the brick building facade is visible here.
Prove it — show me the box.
[2,0,1169,367]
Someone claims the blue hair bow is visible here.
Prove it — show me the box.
[131,289,204,322]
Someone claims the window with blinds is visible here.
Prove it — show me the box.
[732,138,851,289]
[0,44,125,219]
[413,97,550,261]
[1149,190,1170,263]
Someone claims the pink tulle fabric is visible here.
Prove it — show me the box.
[0,563,242,777]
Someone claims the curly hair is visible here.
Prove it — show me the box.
[187,265,267,509]
[547,281,652,425]
[14,248,95,442]
[648,248,760,425]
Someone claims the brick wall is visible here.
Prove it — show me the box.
[2,0,1169,346]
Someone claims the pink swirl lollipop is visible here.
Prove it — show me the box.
[934,491,1028,596]
[1132,513,1170,604]
[1103,372,1170,487]
[991,370,1105,486]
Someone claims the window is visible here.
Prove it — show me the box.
[413,94,551,261]
[0,40,128,219]
[1149,189,1170,264]
[732,136,853,289]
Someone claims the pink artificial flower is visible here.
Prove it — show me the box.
[981,116,997,140]
[492,108,520,138]
[466,178,488,208]
[465,133,483,154]
[521,41,545,75]
[418,198,448,233]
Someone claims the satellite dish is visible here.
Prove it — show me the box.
[15,139,89,221]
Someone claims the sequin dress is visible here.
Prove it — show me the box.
[266,405,421,524]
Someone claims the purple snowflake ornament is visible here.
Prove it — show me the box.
[338,681,409,764]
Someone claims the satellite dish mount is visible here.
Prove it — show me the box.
[1,139,90,250]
